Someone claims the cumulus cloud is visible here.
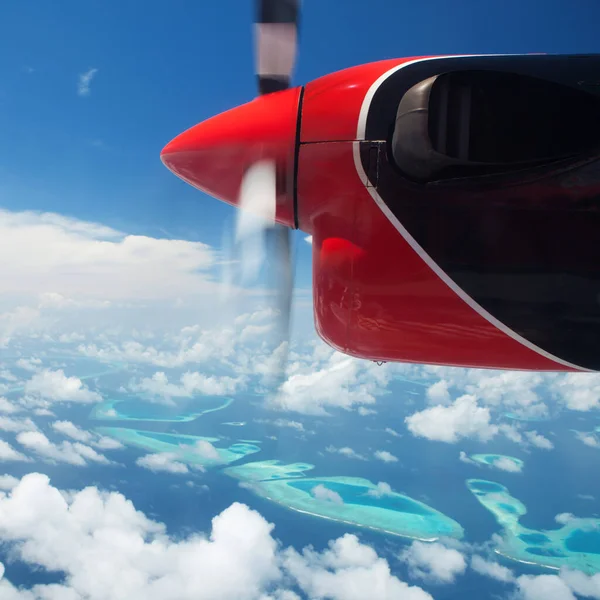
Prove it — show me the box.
[366,482,393,498]
[51,420,93,442]
[459,451,475,465]
[0,416,38,433]
[517,574,576,600]
[283,533,433,600]
[470,555,514,583]
[574,431,600,448]
[555,513,575,525]
[426,380,451,404]
[422,369,546,415]
[24,369,102,404]
[0,397,20,414]
[51,420,124,451]
[312,484,343,505]
[525,430,554,450]
[552,373,600,411]
[492,457,523,473]
[0,474,432,600]
[374,450,398,463]
[326,446,366,460]
[0,474,19,490]
[499,423,524,444]
[136,452,190,474]
[16,431,110,466]
[130,370,241,403]
[193,440,221,462]
[400,541,467,584]
[271,419,305,431]
[405,394,498,443]
[16,357,41,372]
[269,350,391,416]
[77,67,98,96]
[0,209,217,304]
[0,439,29,462]
[560,569,600,599]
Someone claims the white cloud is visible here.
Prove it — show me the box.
[77,67,98,96]
[0,397,20,414]
[0,209,217,303]
[131,370,241,403]
[492,457,523,473]
[0,305,40,346]
[94,436,124,450]
[406,394,498,443]
[39,291,110,310]
[270,350,390,416]
[16,431,109,466]
[385,427,400,437]
[423,369,545,409]
[272,419,305,431]
[0,416,38,433]
[304,236,312,245]
[470,555,514,583]
[560,569,600,599]
[312,484,343,505]
[16,357,41,372]
[51,420,124,451]
[283,533,433,600]
[51,420,92,442]
[525,430,554,450]
[555,513,575,525]
[552,373,600,411]
[0,370,17,381]
[0,475,19,490]
[136,452,189,474]
[374,450,398,463]
[24,369,102,404]
[426,380,451,404]
[193,440,220,462]
[326,446,366,460]
[400,541,467,584]
[499,423,524,444]
[574,431,600,448]
[517,574,576,600]
[459,451,475,465]
[0,439,29,462]
[0,474,432,600]
[366,482,393,498]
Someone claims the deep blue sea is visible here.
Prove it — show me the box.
[2,358,600,599]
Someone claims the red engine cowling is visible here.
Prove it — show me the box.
[298,56,600,373]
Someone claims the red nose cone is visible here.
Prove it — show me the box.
[161,87,302,227]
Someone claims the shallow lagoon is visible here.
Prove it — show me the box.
[90,396,234,422]
[96,426,260,467]
[225,460,464,541]
[467,479,600,574]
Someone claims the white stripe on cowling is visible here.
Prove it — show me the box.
[352,55,589,372]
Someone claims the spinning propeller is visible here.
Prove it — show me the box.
[233,0,300,386]
[162,0,301,387]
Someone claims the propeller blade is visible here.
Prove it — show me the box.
[255,0,300,95]
[220,0,301,389]
[267,224,293,379]
[235,160,277,283]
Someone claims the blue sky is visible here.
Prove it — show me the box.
[1,0,600,257]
